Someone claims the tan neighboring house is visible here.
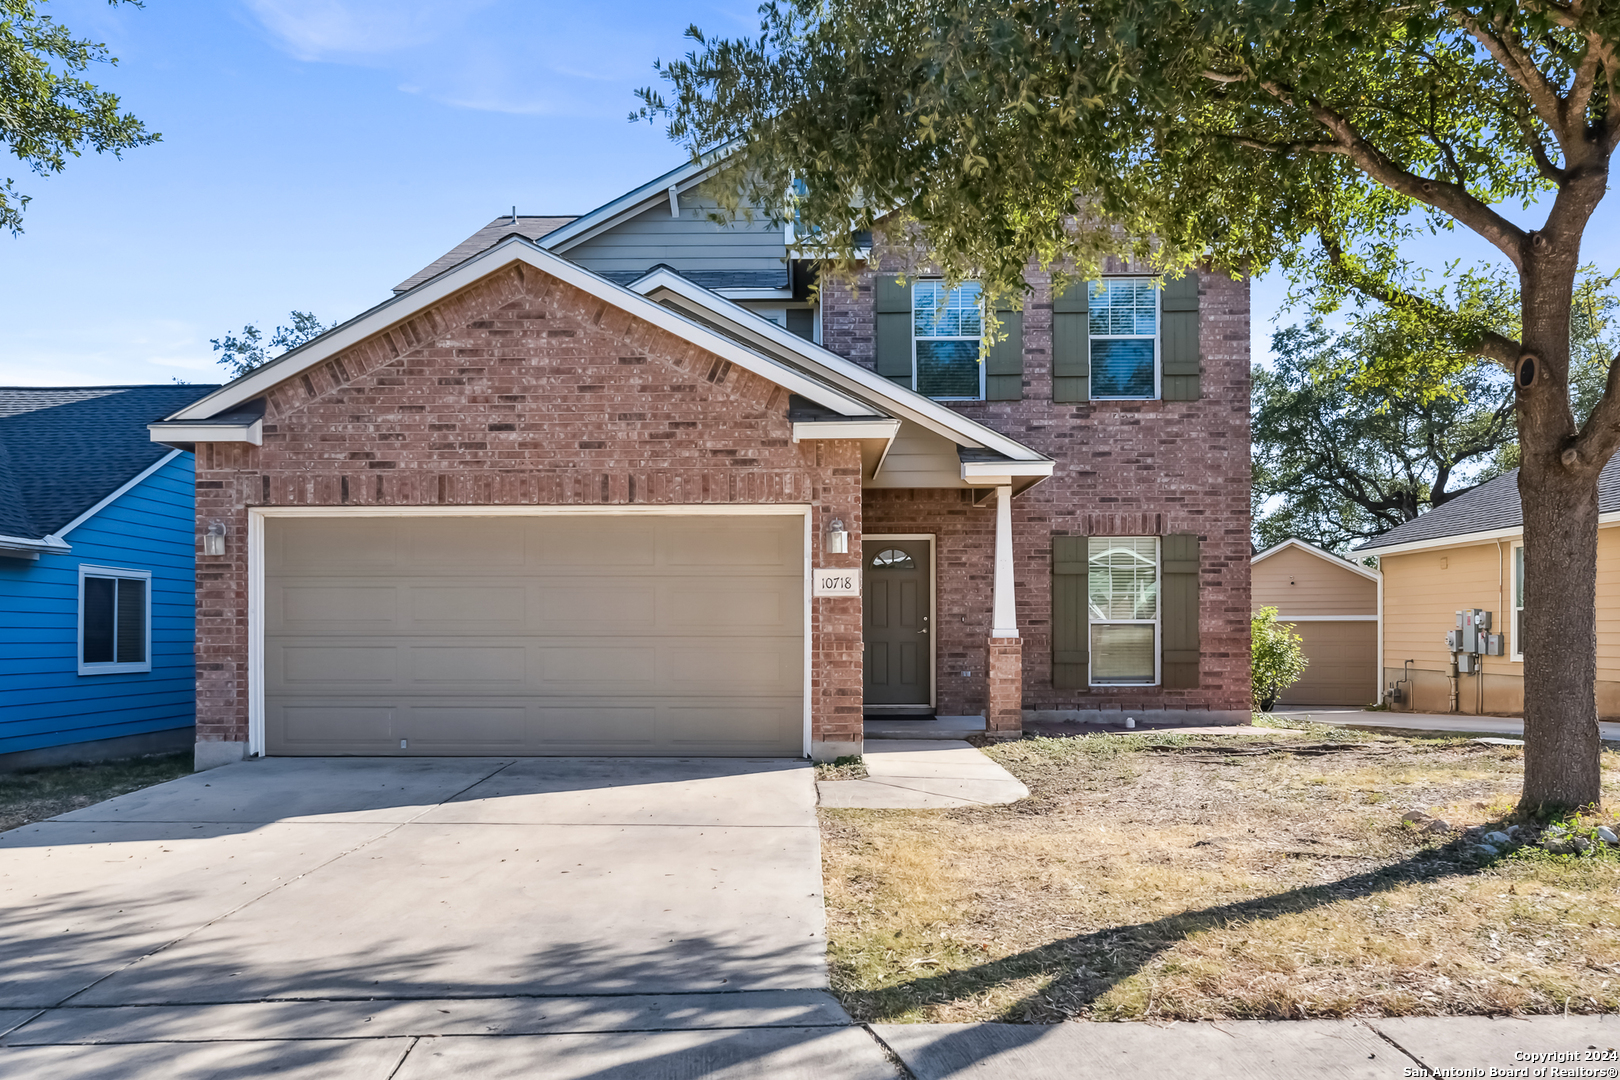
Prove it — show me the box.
[1355,460,1620,717]
[1251,539,1381,706]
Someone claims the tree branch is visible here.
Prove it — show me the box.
[1574,347,1620,465]
[1450,7,1574,145]
[1318,233,1524,368]
[1262,82,1531,265]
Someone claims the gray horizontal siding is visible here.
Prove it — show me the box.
[565,193,790,278]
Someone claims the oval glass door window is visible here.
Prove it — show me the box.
[871,548,916,569]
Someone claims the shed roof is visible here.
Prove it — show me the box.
[0,384,218,541]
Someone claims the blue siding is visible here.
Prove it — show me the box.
[0,454,196,755]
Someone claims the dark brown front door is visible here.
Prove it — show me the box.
[863,539,932,707]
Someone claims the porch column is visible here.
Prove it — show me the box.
[987,485,1024,734]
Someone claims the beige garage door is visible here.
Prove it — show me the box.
[264,514,805,756]
[1277,620,1378,707]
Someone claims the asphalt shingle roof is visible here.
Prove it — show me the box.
[393,215,577,294]
[1355,455,1620,551]
[0,384,220,540]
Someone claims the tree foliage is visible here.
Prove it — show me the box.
[211,312,329,379]
[0,1,157,235]
[1251,607,1308,712]
[1254,272,1619,552]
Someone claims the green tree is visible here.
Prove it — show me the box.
[638,0,1620,813]
[1,1,157,234]
[211,311,329,379]
[1254,277,1618,552]
[1251,607,1309,712]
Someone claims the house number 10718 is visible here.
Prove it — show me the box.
[812,569,861,597]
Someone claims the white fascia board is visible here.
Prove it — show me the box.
[148,419,263,447]
[57,448,185,539]
[0,532,69,556]
[630,270,1051,464]
[1252,537,1382,581]
[539,149,734,253]
[961,461,1056,486]
[161,239,875,424]
[716,288,796,300]
[792,419,901,441]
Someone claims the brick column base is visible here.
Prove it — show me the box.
[987,637,1024,735]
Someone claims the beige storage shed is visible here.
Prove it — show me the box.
[1252,539,1381,707]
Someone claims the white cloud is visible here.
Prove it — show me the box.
[242,0,495,58]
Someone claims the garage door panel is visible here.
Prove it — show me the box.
[403,705,528,748]
[405,518,526,569]
[276,585,398,630]
[272,519,399,571]
[535,586,657,630]
[266,515,804,757]
[664,703,798,748]
[275,705,396,750]
[531,706,658,746]
[409,586,526,628]
[407,646,527,685]
[529,521,658,566]
[276,645,397,686]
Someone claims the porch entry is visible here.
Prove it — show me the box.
[862,536,934,709]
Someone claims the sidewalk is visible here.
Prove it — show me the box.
[873,1014,1620,1079]
[1272,705,1620,743]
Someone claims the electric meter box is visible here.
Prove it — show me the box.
[1454,609,1492,654]
[1457,652,1479,674]
[1485,633,1505,657]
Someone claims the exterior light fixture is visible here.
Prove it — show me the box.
[203,521,227,557]
[825,517,849,555]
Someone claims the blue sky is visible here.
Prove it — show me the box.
[1,1,1615,387]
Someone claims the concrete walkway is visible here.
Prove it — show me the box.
[817,741,1029,809]
[0,757,900,1078]
[873,1014,1620,1078]
[1273,705,1620,742]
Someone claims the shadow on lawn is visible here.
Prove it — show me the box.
[844,843,1486,1024]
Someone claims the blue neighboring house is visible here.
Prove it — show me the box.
[0,385,219,768]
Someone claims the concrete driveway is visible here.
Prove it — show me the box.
[0,757,898,1078]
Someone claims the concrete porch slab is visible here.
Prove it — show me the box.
[818,741,1027,810]
[865,716,986,740]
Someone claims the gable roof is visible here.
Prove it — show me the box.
[153,237,1051,487]
[1354,457,1620,554]
[1253,537,1381,581]
[0,384,218,549]
[393,215,577,294]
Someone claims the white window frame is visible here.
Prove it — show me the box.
[912,279,985,402]
[78,564,153,675]
[1088,276,1161,401]
[1511,541,1524,663]
[1087,536,1161,687]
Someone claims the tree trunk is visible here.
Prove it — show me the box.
[1517,246,1604,816]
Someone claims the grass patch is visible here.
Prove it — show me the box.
[820,731,1620,1023]
[816,755,870,781]
[0,753,193,833]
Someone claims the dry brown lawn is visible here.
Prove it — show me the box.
[0,752,192,833]
[820,728,1620,1023]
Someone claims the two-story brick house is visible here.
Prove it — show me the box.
[153,154,1251,770]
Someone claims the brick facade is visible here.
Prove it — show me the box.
[829,261,1252,720]
[191,262,864,755]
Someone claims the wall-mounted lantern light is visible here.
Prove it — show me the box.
[825,517,848,555]
[203,521,227,557]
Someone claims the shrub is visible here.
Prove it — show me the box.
[1252,606,1308,712]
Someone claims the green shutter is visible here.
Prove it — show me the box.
[1161,272,1200,401]
[985,301,1024,400]
[1052,535,1089,689]
[874,276,913,387]
[1052,282,1090,403]
[1160,533,1200,689]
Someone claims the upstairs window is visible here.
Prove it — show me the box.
[1089,278,1159,399]
[913,280,983,400]
[79,566,151,675]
